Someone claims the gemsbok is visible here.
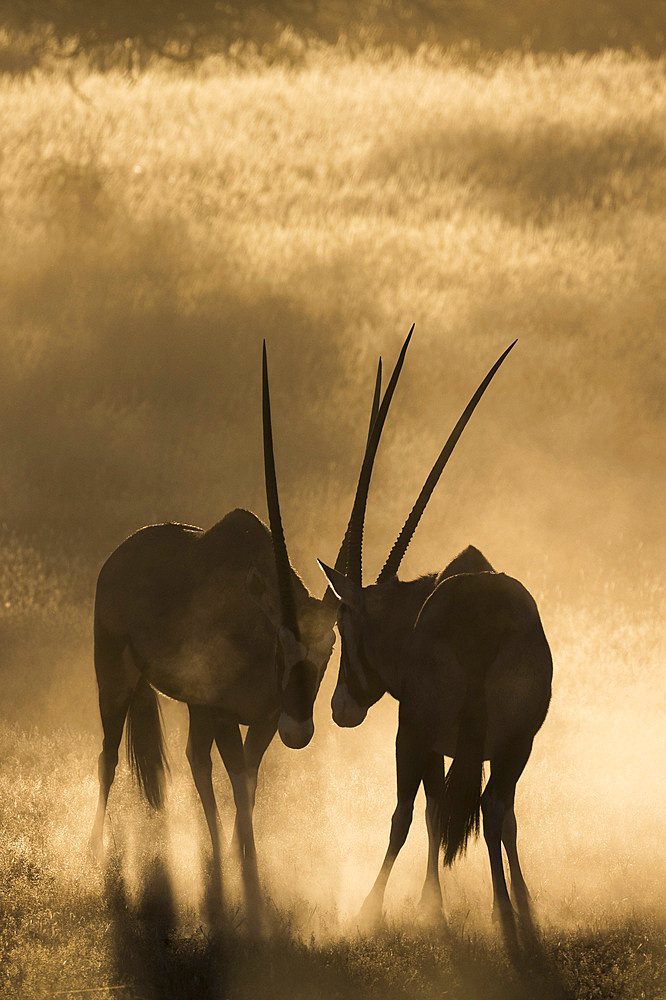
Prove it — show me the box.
[319,341,552,949]
[89,339,402,910]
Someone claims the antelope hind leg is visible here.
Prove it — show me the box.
[482,781,519,953]
[500,738,537,938]
[418,752,445,919]
[186,706,223,865]
[89,628,138,862]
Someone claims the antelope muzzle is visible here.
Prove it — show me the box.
[278,712,315,749]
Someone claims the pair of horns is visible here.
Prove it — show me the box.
[346,331,517,587]
[262,342,382,633]
[262,332,516,632]
[319,353,384,611]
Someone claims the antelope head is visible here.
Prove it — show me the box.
[320,335,517,729]
[253,343,383,748]
[247,563,336,749]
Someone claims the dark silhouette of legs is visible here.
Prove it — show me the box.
[360,721,427,926]
[186,706,222,864]
[419,752,445,917]
[90,626,138,859]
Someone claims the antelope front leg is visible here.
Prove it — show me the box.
[230,713,279,862]
[213,716,263,932]
[359,721,426,928]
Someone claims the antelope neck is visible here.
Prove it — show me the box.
[359,573,439,694]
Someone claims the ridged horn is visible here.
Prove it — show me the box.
[346,325,415,586]
[321,357,383,613]
[338,355,383,576]
[262,342,300,641]
[377,340,517,584]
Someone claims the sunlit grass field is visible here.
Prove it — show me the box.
[1,49,664,576]
[0,46,665,998]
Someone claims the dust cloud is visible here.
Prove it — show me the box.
[2,313,663,937]
[0,51,664,954]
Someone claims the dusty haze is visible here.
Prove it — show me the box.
[0,47,664,989]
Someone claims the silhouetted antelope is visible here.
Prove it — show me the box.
[89,342,390,908]
[319,342,552,948]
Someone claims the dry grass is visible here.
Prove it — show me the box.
[1,576,664,997]
[1,719,665,1000]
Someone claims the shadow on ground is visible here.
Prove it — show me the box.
[101,842,578,1000]
[105,852,230,1000]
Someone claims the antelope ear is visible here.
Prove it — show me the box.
[317,559,362,612]
[246,566,280,628]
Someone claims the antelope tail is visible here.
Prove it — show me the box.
[439,672,487,866]
[125,675,169,810]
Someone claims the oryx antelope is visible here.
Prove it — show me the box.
[89,342,389,903]
[319,341,552,947]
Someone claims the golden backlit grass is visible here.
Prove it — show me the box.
[0,584,664,997]
[0,48,664,594]
[0,519,663,995]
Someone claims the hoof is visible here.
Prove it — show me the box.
[511,886,533,914]
[226,832,242,866]
[516,906,538,947]
[493,904,520,959]
[357,894,383,932]
[87,835,104,865]
[510,887,537,940]
[418,889,444,924]
[510,885,532,917]
[244,899,267,940]
[491,901,516,924]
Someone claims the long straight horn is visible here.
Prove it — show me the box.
[367,357,384,448]
[377,340,517,584]
[262,342,300,641]
[321,358,383,612]
[347,325,415,586]
[337,355,383,575]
